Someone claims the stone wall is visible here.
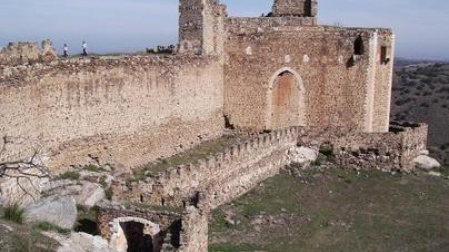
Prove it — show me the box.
[178,193,210,252]
[97,203,182,240]
[371,31,395,132]
[272,0,319,18]
[112,127,300,208]
[298,122,428,171]
[0,39,57,66]
[224,18,394,133]
[0,55,224,171]
[111,122,426,210]
[97,198,210,252]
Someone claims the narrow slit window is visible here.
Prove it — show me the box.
[354,36,364,55]
[380,46,389,64]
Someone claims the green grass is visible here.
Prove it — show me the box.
[0,219,60,252]
[3,204,25,224]
[105,187,113,200]
[83,164,103,173]
[99,176,108,188]
[132,135,246,180]
[32,222,70,235]
[209,167,449,252]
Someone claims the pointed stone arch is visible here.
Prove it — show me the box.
[266,67,307,129]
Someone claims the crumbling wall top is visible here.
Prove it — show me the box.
[0,39,57,66]
[272,0,318,17]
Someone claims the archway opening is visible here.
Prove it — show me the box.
[120,221,154,252]
[270,71,301,129]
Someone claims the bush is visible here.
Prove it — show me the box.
[57,171,80,180]
[32,222,70,235]
[105,188,113,201]
[83,164,103,172]
[3,204,25,224]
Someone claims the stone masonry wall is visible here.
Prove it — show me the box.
[224,18,394,133]
[371,31,395,132]
[0,55,224,171]
[97,203,182,241]
[111,123,426,211]
[112,127,300,208]
[298,123,428,171]
[97,198,210,252]
[104,123,426,252]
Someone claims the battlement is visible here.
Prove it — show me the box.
[112,127,301,207]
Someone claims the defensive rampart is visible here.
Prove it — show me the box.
[0,55,224,171]
[111,122,427,212]
[112,127,300,208]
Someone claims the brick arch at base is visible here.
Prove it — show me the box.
[266,67,307,130]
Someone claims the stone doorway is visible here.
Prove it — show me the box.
[110,217,161,252]
[120,221,153,252]
[268,69,304,129]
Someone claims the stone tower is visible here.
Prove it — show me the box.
[178,0,226,56]
[272,0,318,17]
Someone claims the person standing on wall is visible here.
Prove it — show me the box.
[63,44,69,58]
[82,41,88,56]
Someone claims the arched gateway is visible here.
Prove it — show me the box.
[266,67,306,129]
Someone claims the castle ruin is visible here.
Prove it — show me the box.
[0,0,429,251]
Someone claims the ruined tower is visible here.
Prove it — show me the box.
[178,0,226,56]
[272,0,318,17]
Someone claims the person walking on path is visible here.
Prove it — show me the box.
[63,44,69,57]
[82,41,88,56]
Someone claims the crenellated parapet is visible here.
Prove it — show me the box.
[112,127,302,207]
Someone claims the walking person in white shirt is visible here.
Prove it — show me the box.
[82,41,88,56]
[63,44,69,57]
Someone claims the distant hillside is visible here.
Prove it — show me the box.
[391,62,449,165]
[394,57,448,68]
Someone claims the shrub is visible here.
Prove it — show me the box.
[57,171,80,180]
[105,188,113,201]
[32,222,70,235]
[83,164,103,172]
[99,176,108,188]
[3,204,25,224]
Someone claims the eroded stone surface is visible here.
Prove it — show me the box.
[57,233,118,252]
[25,195,77,229]
[413,155,441,171]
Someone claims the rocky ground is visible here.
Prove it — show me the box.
[0,134,250,252]
[209,162,449,252]
[0,164,116,252]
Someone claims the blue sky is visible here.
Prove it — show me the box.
[0,0,447,60]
